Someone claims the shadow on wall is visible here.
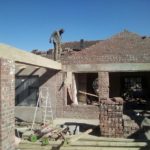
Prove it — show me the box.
[62,122,100,137]
[15,68,59,106]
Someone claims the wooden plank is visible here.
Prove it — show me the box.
[70,141,148,147]
[80,136,150,142]
[18,141,61,149]
[60,147,148,150]
[20,140,61,145]
[18,144,52,150]
[78,90,98,98]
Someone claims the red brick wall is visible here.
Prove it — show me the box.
[55,72,99,119]
[0,58,15,150]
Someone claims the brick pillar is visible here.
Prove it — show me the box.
[0,58,15,150]
[98,72,109,100]
[98,72,124,138]
[99,98,123,137]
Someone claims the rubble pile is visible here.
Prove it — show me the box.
[123,115,140,138]
[15,123,71,147]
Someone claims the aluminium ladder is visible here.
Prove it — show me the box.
[31,87,53,130]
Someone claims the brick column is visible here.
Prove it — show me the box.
[0,58,15,150]
[98,72,124,138]
[98,72,109,100]
[56,71,64,118]
[99,98,123,137]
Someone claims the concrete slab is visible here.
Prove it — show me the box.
[53,118,99,126]
[0,43,61,70]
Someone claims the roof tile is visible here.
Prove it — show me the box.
[62,30,150,64]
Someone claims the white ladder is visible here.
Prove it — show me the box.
[31,87,53,130]
[40,87,53,125]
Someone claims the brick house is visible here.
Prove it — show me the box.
[29,30,150,124]
[60,30,150,138]
[2,30,150,149]
[62,30,150,104]
[22,30,150,138]
[15,30,150,138]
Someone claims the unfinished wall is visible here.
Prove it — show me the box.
[0,58,15,150]
[55,71,64,118]
[15,65,58,122]
[55,72,99,119]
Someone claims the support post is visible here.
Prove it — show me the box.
[98,72,109,101]
[0,58,15,150]
[98,72,123,137]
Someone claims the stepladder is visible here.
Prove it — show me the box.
[31,87,53,130]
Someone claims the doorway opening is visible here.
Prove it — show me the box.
[67,73,98,105]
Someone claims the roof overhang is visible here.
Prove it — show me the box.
[0,43,61,70]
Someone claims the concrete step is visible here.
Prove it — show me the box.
[60,147,149,150]
[80,136,149,142]
[17,137,150,150]
[70,141,148,147]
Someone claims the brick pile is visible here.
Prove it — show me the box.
[123,115,140,138]
[99,97,124,137]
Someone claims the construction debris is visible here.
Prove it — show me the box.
[66,128,93,145]
[16,122,71,146]
[17,134,150,150]
[123,115,140,138]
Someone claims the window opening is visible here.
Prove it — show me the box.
[15,76,39,106]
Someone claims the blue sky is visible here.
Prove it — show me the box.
[0,0,150,51]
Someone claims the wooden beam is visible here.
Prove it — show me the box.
[63,63,150,72]
[78,90,98,98]
[80,136,150,142]
[18,66,27,69]
[0,43,61,70]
